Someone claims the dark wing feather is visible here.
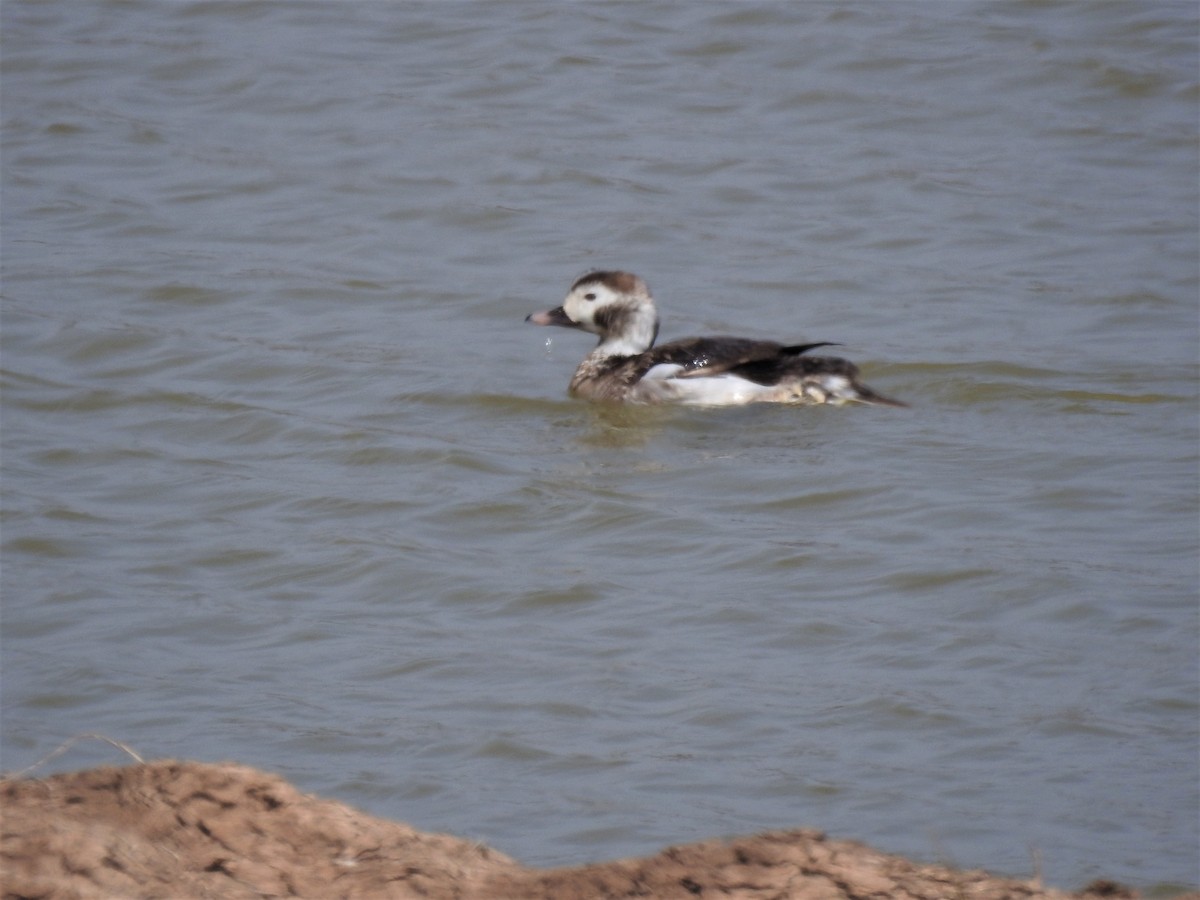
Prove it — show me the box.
[729,353,859,387]
[601,336,843,386]
[652,337,841,379]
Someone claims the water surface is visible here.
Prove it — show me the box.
[2,1,1197,891]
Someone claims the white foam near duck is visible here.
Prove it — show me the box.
[526,271,906,407]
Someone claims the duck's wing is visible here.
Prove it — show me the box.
[647,337,839,379]
[721,349,909,406]
[725,351,859,386]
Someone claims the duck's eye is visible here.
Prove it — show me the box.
[584,292,597,301]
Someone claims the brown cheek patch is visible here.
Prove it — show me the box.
[592,304,633,335]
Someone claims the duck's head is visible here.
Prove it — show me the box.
[526,271,660,356]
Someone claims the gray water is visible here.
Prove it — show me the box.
[2,1,1197,892]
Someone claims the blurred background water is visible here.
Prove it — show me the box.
[2,1,1197,892]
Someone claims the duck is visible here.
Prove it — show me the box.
[526,270,906,407]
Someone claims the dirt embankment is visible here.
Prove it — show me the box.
[0,759,1182,900]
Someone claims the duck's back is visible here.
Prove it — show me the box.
[569,337,896,406]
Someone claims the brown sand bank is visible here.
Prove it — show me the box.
[0,759,1175,900]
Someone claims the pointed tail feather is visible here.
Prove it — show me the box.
[849,382,908,407]
[809,370,907,407]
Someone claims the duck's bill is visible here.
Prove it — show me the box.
[525,306,580,328]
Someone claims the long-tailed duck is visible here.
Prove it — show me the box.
[526,271,905,407]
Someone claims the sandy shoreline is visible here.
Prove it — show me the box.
[0,759,1189,899]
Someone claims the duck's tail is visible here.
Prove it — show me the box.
[793,370,907,407]
[846,383,908,407]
